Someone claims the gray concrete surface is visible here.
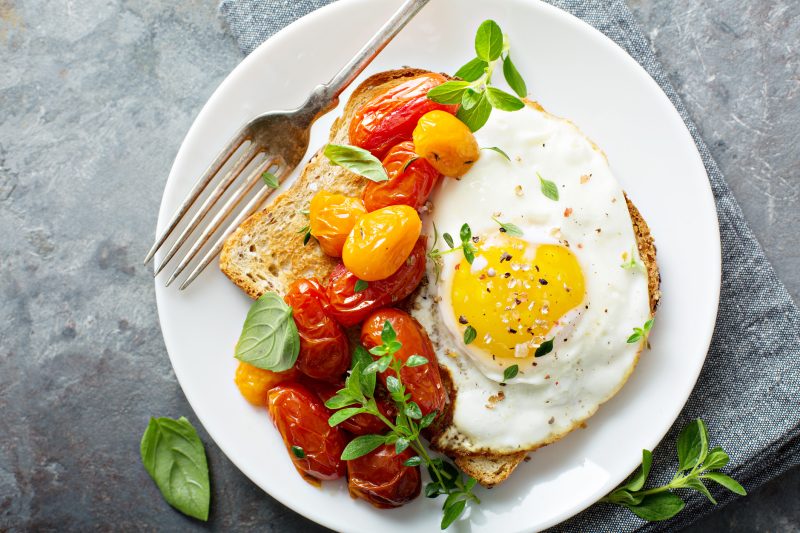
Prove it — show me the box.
[0,0,797,531]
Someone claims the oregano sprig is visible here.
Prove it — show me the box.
[427,222,479,271]
[627,318,654,348]
[601,419,746,521]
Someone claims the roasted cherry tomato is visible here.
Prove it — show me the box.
[342,205,421,281]
[326,237,427,327]
[234,362,298,407]
[347,444,421,508]
[268,382,347,482]
[363,141,440,212]
[361,308,448,417]
[313,381,397,436]
[309,191,367,257]
[283,278,350,382]
[349,73,459,159]
[412,110,480,178]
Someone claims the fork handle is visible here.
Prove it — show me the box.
[302,0,432,120]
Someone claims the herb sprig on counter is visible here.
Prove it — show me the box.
[602,419,746,521]
[427,20,529,132]
[325,322,480,529]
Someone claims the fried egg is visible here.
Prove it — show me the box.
[411,103,653,454]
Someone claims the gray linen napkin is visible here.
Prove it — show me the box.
[219,0,800,531]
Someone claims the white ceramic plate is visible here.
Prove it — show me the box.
[154,1,721,531]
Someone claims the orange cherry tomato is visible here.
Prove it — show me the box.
[283,278,350,382]
[347,444,421,508]
[268,382,347,482]
[361,308,448,417]
[312,381,397,436]
[342,205,421,281]
[349,73,459,159]
[326,237,427,327]
[309,191,367,257]
[412,110,480,178]
[363,141,441,212]
[234,362,298,407]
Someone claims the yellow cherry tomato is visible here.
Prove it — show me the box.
[234,361,297,407]
[412,110,480,178]
[342,205,422,281]
[309,191,367,257]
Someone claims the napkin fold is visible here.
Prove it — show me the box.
[219,1,800,531]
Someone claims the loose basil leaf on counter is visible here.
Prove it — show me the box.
[456,92,492,132]
[140,417,210,521]
[261,171,279,189]
[482,146,511,162]
[534,338,554,357]
[341,434,387,460]
[502,54,527,98]
[538,172,560,201]
[474,19,504,62]
[324,144,388,182]
[234,292,300,372]
[485,87,525,111]
[454,57,488,82]
[503,364,519,381]
[427,80,471,104]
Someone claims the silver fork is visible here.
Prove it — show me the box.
[144,0,431,289]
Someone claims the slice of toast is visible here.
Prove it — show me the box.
[220,68,660,488]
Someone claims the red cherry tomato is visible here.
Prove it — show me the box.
[268,382,347,482]
[283,278,350,382]
[325,237,427,327]
[347,444,421,508]
[349,73,459,159]
[361,308,448,417]
[312,381,397,436]
[363,141,441,212]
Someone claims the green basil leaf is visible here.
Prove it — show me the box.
[677,419,707,471]
[485,87,525,111]
[328,407,366,427]
[403,456,422,467]
[324,392,357,410]
[463,325,477,345]
[627,492,685,522]
[474,19,504,62]
[482,146,511,162]
[261,171,279,189]
[702,446,730,471]
[234,292,299,371]
[381,320,398,344]
[702,472,747,495]
[395,438,410,454]
[534,338,554,357]
[324,144,388,182]
[622,449,653,492]
[502,54,527,97]
[683,477,716,505]
[492,216,523,237]
[427,80,471,104]
[456,91,492,132]
[503,364,519,381]
[405,402,423,420]
[455,57,488,82]
[140,417,210,521]
[340,434,387,461]
[441,498,467,529]
[443,233,455,249]
[291,445,306,459]
[537,172,559,201]
[354,279,368,293]
[405,355,429,367]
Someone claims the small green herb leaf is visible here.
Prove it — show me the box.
[443,233,455,249]
[325,392,357,410]
[677,418,708,471]
[403,456,422,467]
[261,171,279,188]
[395,438,410,454]
[534,338,554,357]
[684,477,717,504]
[405,402,423,420]
[234,292,300,372]
[401,156,419,172]
[621,449,653,492]
[502,54,527,97]
[419,411,437,429]
[381,320,398,344]
[538,172,559,201]
[303,228,312,246]
[291,445,306,459]
[341,434,387,461]
[324,144,388,182]
[702,447,730,471]
[627,492,685,522]
[492,216,523,237]
[405,355,429,367]
[427,81,472,104]
[503,364,519,381]
[482,146,511,161]
[140,417,210,521]
[475,20,504,62]
[463,325,477,345]
[485,87,525,111]
[441,498,467,529]
[454,57,488,82]
[460,87,483,110]
[328,407,366,427]
[354,279,368,293]
[702,472,747,496]
[460,223,472,244]
[457,91,492,132]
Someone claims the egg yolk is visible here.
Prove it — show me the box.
[450,236,585,361]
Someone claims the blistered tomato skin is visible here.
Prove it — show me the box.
[326,237,427,327]
[234,362,298,406]
[313,381,397,436]
[268,382,347,482]
[283,278,350,382]
[349,73,459,159]
[412,110,480,178]
[363,141,441,212]
[361,309,448,417]
[347,444,421,508]
[342,205,422,281]
[309,191,367,257]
